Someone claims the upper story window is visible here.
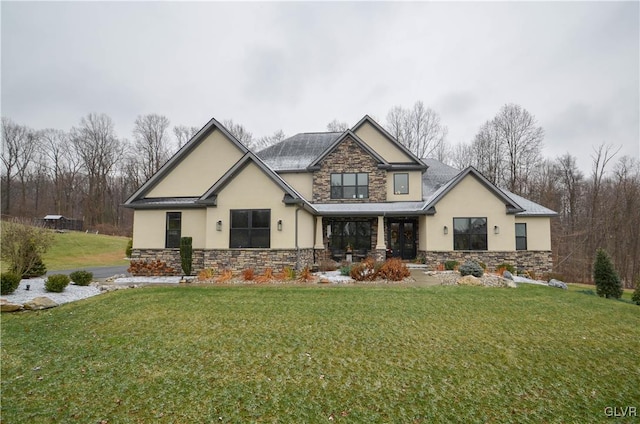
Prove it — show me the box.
[515,223,527,250]
[230,209,270,248]
[331,173,368,199]
[453,217,487,250]
[165,212,181,248]
[394,173,409,195]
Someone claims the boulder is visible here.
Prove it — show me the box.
[548,279,568,290]
[1,298,24,312]
[23,296,58,310]
[457,275,482,286]
[502,270,514,280]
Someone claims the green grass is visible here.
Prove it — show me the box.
[42,231,129,270]
[2,285,639,423]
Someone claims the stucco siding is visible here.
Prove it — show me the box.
[515,217,552,251]
[425,175,516,251]
[354,121,414,163]
[387,171,423,201]
[146,129,244,197]
[279,172,313,200]
[132,209,206,249]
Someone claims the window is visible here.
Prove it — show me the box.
[165,212,181,248]
[330,221,371,251]
[515,223,527,250]
[394,173,409,195]
[230,209,270,248]
[453,218,487,250]
[330,173,368,199]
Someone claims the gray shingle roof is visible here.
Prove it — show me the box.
[421,158,461,197]
[257,132,342,171]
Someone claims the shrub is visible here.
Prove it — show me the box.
[340,265,351,276]
[242,268,255,281]
[282,267,296,280]
[197,268,216,281]
[459,260,484,278]
[255,268,275,283]
[631,276,640,306]
[45,274,70,293]
[180,237,193,276]
[350,258,377,281]
[478,261,487,270]
[593,248,622,299]
[215,270,234,283]
[378,258,410,281]
[70,270,93,286]
[21,257,47,278]
[0,219,54,278]
[496,262,515,274]
[128,260,176,276]
[298,266,313,282]
[444,260,459,271]
[1,272,21,295]
[125,239,133,258]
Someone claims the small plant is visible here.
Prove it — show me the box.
[631,276,640,306]
[444,260,459,271]
[340,265,351,276]
[45,274,70,293]
[478,261,487,270]
[593,248,622,299]
[350,258,377,281]
[282,266,296,280]
[377,258,410,281]
[459,260,484,278]
[1,272,21,295]
[255,268,275,283]
[197,268,216,281]
[180,237,193,276]
[242,268,255,281]
[125,238,133,258]
[436,263,445,271]
[414,254,426,264]
[215,270,234,283]
[298,266,314,282]
[495,262,515,274]
[70,270,93,286]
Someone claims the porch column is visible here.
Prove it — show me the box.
[375,216,386,250]
[314,216,324,250]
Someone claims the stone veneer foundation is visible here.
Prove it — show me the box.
[131,248,314,275]
[418,250,554,275]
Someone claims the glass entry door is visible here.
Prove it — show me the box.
[388,219,417,260]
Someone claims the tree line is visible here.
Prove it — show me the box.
[1,103,638,286]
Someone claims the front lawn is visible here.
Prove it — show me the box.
[1,284,638,423]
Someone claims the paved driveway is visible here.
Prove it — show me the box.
[47,266,130,281]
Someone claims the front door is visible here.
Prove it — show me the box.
[388,219,417,260]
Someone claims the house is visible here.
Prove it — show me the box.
[124,115,557,275]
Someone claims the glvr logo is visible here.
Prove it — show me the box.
[604,406,637,417]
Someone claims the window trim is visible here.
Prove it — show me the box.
[330,173,369,199]
[165,212,182,248]
[230,209,271,248]
[453,217,488,251]
[394,173,409,195]
[515,223,527,250]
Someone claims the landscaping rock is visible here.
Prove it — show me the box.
[23,296,58,310]
[504,279,517,288]
[503,270,514,280]
[457,275,482,286]
[548,279,568,290]
[1,298,24,312]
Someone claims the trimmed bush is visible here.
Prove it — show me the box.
[45,274,70,293]
[378,258,410,281]
[70,270,93,286]
[180,237,193,276]
[1,272,22,295]
[459,260,484,278]
[444,260,459,271]
[125,239,133,258]
[631,277,640,306]
[593,248,622,299]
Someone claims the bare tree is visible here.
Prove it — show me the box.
[470,120,504,185]
[1,118,39,216]
[70,113,124,226]
[41,129,83,216]
[556,153,584,233]
[384,101,448,159]
[223,119,253,147]
[255,129,286,151]
[326,119,350,132]
[173,125,199,149]
[133,114,171,181]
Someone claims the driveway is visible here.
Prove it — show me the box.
[47,266,130,281]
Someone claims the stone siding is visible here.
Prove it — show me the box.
[312,136,386,203]
[417,250,554,275]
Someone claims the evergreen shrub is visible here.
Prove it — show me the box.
[45,274,70,293]
[459,260,484,278]
[1,272,21,295]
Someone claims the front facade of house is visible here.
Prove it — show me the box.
[124,115,557,275]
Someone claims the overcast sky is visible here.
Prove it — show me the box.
[2,1,638,173]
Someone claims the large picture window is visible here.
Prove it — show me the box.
[330,173,369,199]
[165,212,182,248]
[330,221,371,251]
[230,209,270,248]
[515,223,527,250]
[394,173,409,195]
[453,217,487,250]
